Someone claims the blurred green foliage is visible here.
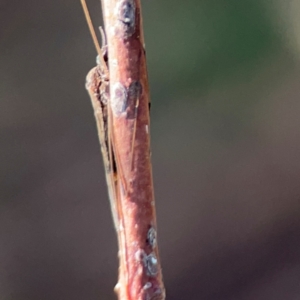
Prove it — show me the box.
[144,0,281,101]
[142,0,285,143]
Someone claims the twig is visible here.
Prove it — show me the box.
[82,0,165,299]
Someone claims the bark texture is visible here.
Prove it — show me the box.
[100,0,165,299]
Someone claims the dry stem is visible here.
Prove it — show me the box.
[84,0,165,299]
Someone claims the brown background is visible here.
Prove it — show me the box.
[1,0,300,299]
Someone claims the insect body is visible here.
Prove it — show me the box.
[85,39,121,229]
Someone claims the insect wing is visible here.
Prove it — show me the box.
[85,66,119,230]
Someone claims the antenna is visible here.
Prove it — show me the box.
[81,0,109,76]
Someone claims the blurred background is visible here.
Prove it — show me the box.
[1,0,300,299]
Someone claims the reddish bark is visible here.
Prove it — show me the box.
[86,0,166,299]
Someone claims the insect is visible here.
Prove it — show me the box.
[81,0,141,231]
[81,0,121,229]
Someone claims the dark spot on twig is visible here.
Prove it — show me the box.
[111,82,127,116]
[116,0,136,37]
[126,81,142,118]
[145,253,159,277]
[146,226,157,248]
